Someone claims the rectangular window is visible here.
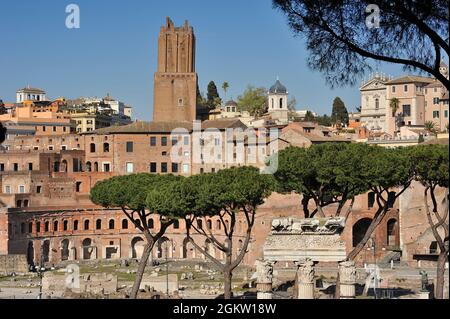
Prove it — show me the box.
[445,110,449,118]
[183,136,189,146]
[13,163,19,171]
[126,142,134,153]
[392,86,396,93]
[19,185,25,194]
[0,163,4,171]
[172,163,179,173]
[404,85,408,92]
[5,185,11,194]
[61,145,67,151]
[150,162,157,173]
[402,105,411,117]
[368,192,375,209]
[103,163,111,172]
[28,163,33,171]
[183,164,189,173]
[126,162,134,174]
[433,111,440,119]
[37,186,42,194]
[433,97,440,105]
[172,137,178,146]
[161,136,168,146]
[161,162,168,173]
[150,137,157,146]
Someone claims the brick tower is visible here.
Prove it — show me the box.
[153,17,198,122]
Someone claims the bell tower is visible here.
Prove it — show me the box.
[153,17,198,122]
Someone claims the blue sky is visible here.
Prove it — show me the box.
[0,0,406,120]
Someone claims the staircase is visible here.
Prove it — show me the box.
[379,251,402,267]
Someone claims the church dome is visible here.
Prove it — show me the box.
[225,100,238,107]
[269,80,287,94]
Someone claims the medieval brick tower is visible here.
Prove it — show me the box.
[153,17,198,122]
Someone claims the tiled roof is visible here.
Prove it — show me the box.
[387,76,435,85]
[17,87,45,94]
[87,119,247,135]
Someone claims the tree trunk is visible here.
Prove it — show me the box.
[435,250,447,299]
[335,272,341,299]
[129,243,152,299]
[347,208,387,261]
[223,267,233,299]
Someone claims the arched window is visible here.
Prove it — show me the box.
[173,220,180,229]
[90,143,96,153]
[53,220,59,231]
[216,220,221,230]
[96,219,102,230]
[207,220,212,230]
[63,220,69,231]
[148,218,154,229]
[375,98,380,110]
[36,221,41,233]
[86,162,92,172]
[84,220,90,230]
[280,98,283,109]
[109,219,115,230]
[122,219,128,229]
[73,220,79,231]
[103,143,110,153]
[352,218,372,248]
[45,221,49,232]
[94,162,99,172]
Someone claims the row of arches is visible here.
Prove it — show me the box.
[26,236,247,266]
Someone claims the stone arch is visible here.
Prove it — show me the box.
[182,237,196,259]
[27,241,35,266]
[131,237,145,259]
[157,237,171,259]
[42,240,50,264]
[82,238,95,260]
[352,218,373,248]
[386,218,398,246]
[61,239,70,261]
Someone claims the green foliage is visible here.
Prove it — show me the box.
[90,174,181,213]
[409,145,449,188]
[316,114,332,126]
[390,98,400,117]
[303,111,315,122]
[237,86,267,117]
[331,97,349,126]
[207,81,221,109]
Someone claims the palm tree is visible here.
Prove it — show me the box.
[424,121,437,135]
[390,98,400,117]
[222,82,229,101]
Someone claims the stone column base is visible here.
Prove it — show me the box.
[340,283,356,299]
[298,282,314,299]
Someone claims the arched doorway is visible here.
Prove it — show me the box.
[82,238,94,260]
[352,218,373,248]
[27,242,34,266]
[131,237,145,259]
[387,219,398,246]
[157,237,171,259]
[42,240,50,264]
[61,239,70,261]
[182,237,195,259]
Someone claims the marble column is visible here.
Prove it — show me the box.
[296,259,315,299]
[255,259,274,299]
[339,261,357,299]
